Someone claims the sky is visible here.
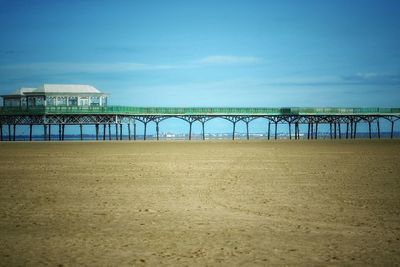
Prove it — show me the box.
[0,0,399,109]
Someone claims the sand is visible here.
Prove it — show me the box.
[0,140,399,266]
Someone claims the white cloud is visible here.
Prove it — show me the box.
[196,55,261,65]
[0,62,178,74]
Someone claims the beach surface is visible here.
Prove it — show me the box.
[1,140,399,266]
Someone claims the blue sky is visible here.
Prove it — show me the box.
[0,0,399,108]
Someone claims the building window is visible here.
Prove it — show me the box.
[69,97,78,106]
[90,96,100,106]
[47,97,56,106]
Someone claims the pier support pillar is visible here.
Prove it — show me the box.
[377,119,380,139]
[391,121,394,139]
[329,123,333,139]
[13,124,16,141]
[0,124,3,141]
[346,123,349,139]
[354,122,357,139]
[368,121,372,139]
[103,124,106,140]
[202,122,205,140]
[334,123,337,139]
[120,123,123,140]
[338,123,341,139]
[115,123,119,140]
[43,124,47,141]
[134,123,136,140]
[267,121,271,140]
[307,123,310,140]
[246,122,249,140]
[62,124,65,141]
[48,124,51,141]
[80,124,83,140]
[128,123,131,140]
[315,123,318,139]
[189,122,192,140]
[143,122,147,140]
[288,123,292,140]
[274,122,278,140]
[108,124,112,140]
[59,124,62,141]
[232,122,236,140]
[157,122,160,141]
[95,124,99,141]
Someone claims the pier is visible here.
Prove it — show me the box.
[0,106,399,141]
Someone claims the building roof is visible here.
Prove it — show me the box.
[1,84,105,97]
[35,84,102,94]
[8,88,37,96]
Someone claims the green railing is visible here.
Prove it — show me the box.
[1,106,400,116]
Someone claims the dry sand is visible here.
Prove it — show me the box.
[0,140,399,266]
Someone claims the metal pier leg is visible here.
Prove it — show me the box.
[202,122,205,140]
[115,123,119,140]
[43,124,46,141]
[30,124,33,141]
[103,124,106,140]
[354,122,357,139]
[189,122,192,140]
[311,123,314,139]
[120,123,123,140]
[95,124,99,141]
[157,122,160,141]
[80,124,83,141]
[377,119,380,139]
[62,124,65,141]
[134,123,136,140]
[330,123,332,139]
[0,124,3,141]
[350,122,353,139]
[13,124,16,141]
[391,121,394,139]
[288,123,292,140]
[246,122,249,140]
[315,123,318,139]
[368,121,372,139]
[338,123,341,139]
[59,124,62,141]
[48,124,51,141]
[267,121,271,140]
[307,123,310,139]
[346,123,349,139]
[128,123,131,140]
[108,124,112,140]
[232,122,236,140]
[334,123,337,139]
[143,122,147,140]
[274,122,278,140]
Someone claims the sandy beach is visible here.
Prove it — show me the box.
[0,140,399,266]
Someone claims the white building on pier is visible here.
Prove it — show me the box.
[1,84,107,107]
